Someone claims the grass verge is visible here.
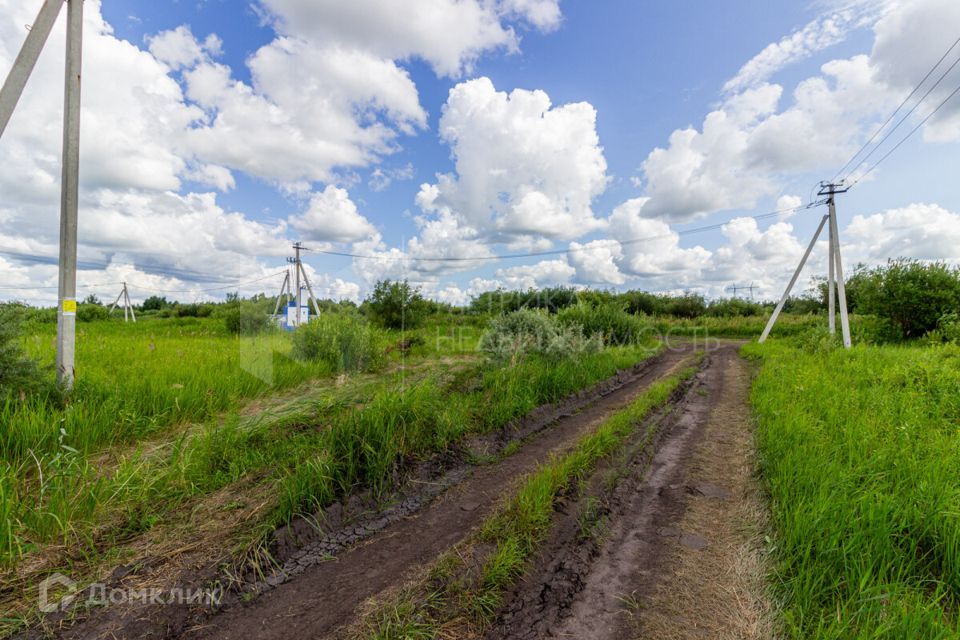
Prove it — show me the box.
[744,340,960,638]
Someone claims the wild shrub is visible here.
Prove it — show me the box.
[478,309,601,362]
[363,279,427,329]
[223,302,273,335]
[936,312,960,343]
[705,298,765,317]
[557,301,647,346]
[664,293,706,318]
[77,303,109,323]
[619,290,663,315]
[0,303,52,401]
[291,313,387,373]
[855,259,960,340]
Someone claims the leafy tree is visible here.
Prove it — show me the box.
[665,293,706,318]
[856,259,960,339]
[706,298,765,317]
[363,280,427,329]
[82,294,101,306]
[620,290,663,316]
[141,295,169,311]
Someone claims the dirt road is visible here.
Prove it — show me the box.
[28,342,770,640]
[488,343,771,640]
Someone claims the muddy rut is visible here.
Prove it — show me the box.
[31,344,700,640]
[180,345,697,640]
[487,343,771,640]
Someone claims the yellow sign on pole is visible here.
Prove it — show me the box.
[62,299,77,314]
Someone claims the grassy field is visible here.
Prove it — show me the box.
[744,340,960,638]
[0,311,663,630]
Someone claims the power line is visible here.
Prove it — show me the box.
[301,200,826,263]
[832,35,960,182]
[0,249,278,285]
[841,51,960,183]
[848,78,960,188]
[125,270,287,294]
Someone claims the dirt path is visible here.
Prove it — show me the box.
[163,347,693,640]
[487,343,772,640]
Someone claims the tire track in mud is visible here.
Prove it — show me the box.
[180,345,697,640]
[486,343,771,640]
[27,345,699,640]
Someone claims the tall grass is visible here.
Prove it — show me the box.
[0,316,658,569]
[5,318,332,462]
[745,341,960,638]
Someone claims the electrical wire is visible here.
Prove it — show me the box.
[848,78,960,188]
[300,200,826,263]
[125,270,287,294]
[832,35,960,182]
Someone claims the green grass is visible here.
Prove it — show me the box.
[363,362,699,636]
[0,311,660,582]
[744,340,960,638]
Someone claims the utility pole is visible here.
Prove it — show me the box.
[272,269,292,317]
[0,0,83,385]
[726,283,758,300]
[108,282,136,322]
[286,242,322,327]
[56,0,83,386]
[0,0,65,137]
[822,182,852,348]
[293,242,302,327]
[760,182,851,348]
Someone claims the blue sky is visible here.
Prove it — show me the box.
[1,0,959,304]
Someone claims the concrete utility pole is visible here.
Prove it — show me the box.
[286,243,322,327]
[760,214,829,344]
[56,0,83,386]
[760,181,852,348]
[0,0,85,385]
[0,0,65,138]
[824,183,852,348]
[108,282,136,322]
[272,269,292,316]
[293,243,302,327]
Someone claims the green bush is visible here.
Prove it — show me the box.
[141,295,169,311]
[478,309,602,362]
[619,290,663,315]
[291,313,387,373]
[557,301,647,345]
[705,298,765,317]
[665,293,706,318]
[937,312,960,343]
[223,302,273,335]
[0,304,52,401]
[77,303,109,323]
[363,280,427,329]
[855,259,960,340]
